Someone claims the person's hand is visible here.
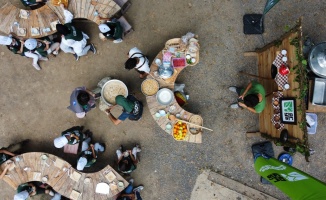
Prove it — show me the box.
[238,102,247,108]
[105,109,111,114]
[128,150,132,154]
[20,40,24,44]
[90,144,94,148]
[239,95,244,100]
[5,162,14,170]
[60,3,65,9]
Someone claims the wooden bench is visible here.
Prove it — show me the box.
[0,152,127,199]
[0,2,63,39]
[46,0,121,25]
[146,38,203,143]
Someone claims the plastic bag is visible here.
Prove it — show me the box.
[181,32,195,44]
[174,83,185,93]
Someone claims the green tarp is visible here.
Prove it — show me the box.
[254,155,326,200]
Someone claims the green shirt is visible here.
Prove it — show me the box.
[241,81,266,113]
[64,23,83,41]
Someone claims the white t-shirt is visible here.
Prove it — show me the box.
[128,47,150,73]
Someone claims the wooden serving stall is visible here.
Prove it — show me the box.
[244,19,310,158]
[0,2,63,39]
[0,152,127,199]
[47,0,121,25]
[145,38,204,143]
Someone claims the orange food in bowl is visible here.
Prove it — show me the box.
[173,121,188,141]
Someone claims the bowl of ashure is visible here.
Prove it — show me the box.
[141,79,159,96]
[101,79,128,106]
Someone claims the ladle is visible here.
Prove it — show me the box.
[168,115,213,132]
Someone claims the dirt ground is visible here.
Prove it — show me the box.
[0,0,326,199]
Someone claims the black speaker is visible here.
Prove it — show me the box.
[243,14,264,34]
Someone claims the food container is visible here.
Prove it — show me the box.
[187,115,203,135]
[101,79,128,106]
[156,88,174,105]
[141,79,159,96]
[173,121,188,141]
[172,57,186,68]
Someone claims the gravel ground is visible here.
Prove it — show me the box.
[0,0,325,199]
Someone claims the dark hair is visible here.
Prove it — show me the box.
[56,24,70,35]
[119,160,131,172]
[77,91,90,106]
[124,58,138,70]
[244,94,259,108]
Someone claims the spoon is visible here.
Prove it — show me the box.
[168,115,213,132]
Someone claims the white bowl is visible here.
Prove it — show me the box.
[156,88,174,105]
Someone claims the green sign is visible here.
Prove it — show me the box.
[263,0,280,14]
[255,155,326,200]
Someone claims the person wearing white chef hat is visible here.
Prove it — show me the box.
[56,4,96,61]
[0,35,26,56]
[24,38,50,70]
[97,19,123,43]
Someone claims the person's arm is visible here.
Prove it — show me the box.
[0,149,16,157]
[85,88,95,97]
[105,108,122,125]
[60,4,73,23]
[128,150,138,164]
[90,144,96,158]
[238,102,257,113]
[239,82,252,99]
[18,40,25,54]
[0,163,13,179]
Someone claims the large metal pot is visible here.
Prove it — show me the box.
[309,42,326,78]
[100,79,128,106]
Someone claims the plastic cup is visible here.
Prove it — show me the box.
[155,58,162,66]
[284,84,290,90]
[281,50,287,55]
[282,57,288,62]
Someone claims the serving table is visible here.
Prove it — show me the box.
[244,19,310,158]
[0,2,62,39]
[0,152,127,199]
[146,38,203,143]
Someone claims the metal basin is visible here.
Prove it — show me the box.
[312,78,326,106]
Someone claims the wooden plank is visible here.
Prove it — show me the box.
[82,173,95,200]
[76,0,81,18]
[81,0,86,18]
[243,51,258,57]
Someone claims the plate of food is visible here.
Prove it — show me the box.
[19,9,29,19]
[17,28,26,36]
[141,78,159,96]
[101,79,128,106]
[31,27,40,36]
[156,88,174,105]
[173,121,188,141]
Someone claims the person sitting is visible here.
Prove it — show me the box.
[53,126,92,151]
[105,95,143,125]
[67,87,96,118]
[117,178,144,200]
[98,19,123,43]
[125,47,150,78]
[76,143,105,171]
[14,181,54,200]
[229,81,266,113]
[0,35,26,56]
[0,148,16,180]
[116,144,141,175]
[56,4,96,61]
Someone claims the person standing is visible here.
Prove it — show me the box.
[56,4,96,61]
[229,81,266,113]
[105,95,143,125]
[67,87,96,118]
[98,19,123,43]
[125,47,150,78]
[116,144,141,175]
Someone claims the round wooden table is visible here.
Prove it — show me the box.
[145,38,203,143]
[0,152,127,199]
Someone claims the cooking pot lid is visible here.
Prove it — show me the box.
[309,42,326,78]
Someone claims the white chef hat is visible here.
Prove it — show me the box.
[14,190,29,200]
[77,157,87,170]
[0,36,12,45]
[24,38,37,50]
[98,24,110,33]
[53,136,68,148]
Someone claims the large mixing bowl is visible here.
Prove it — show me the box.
[101,79,128,106]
